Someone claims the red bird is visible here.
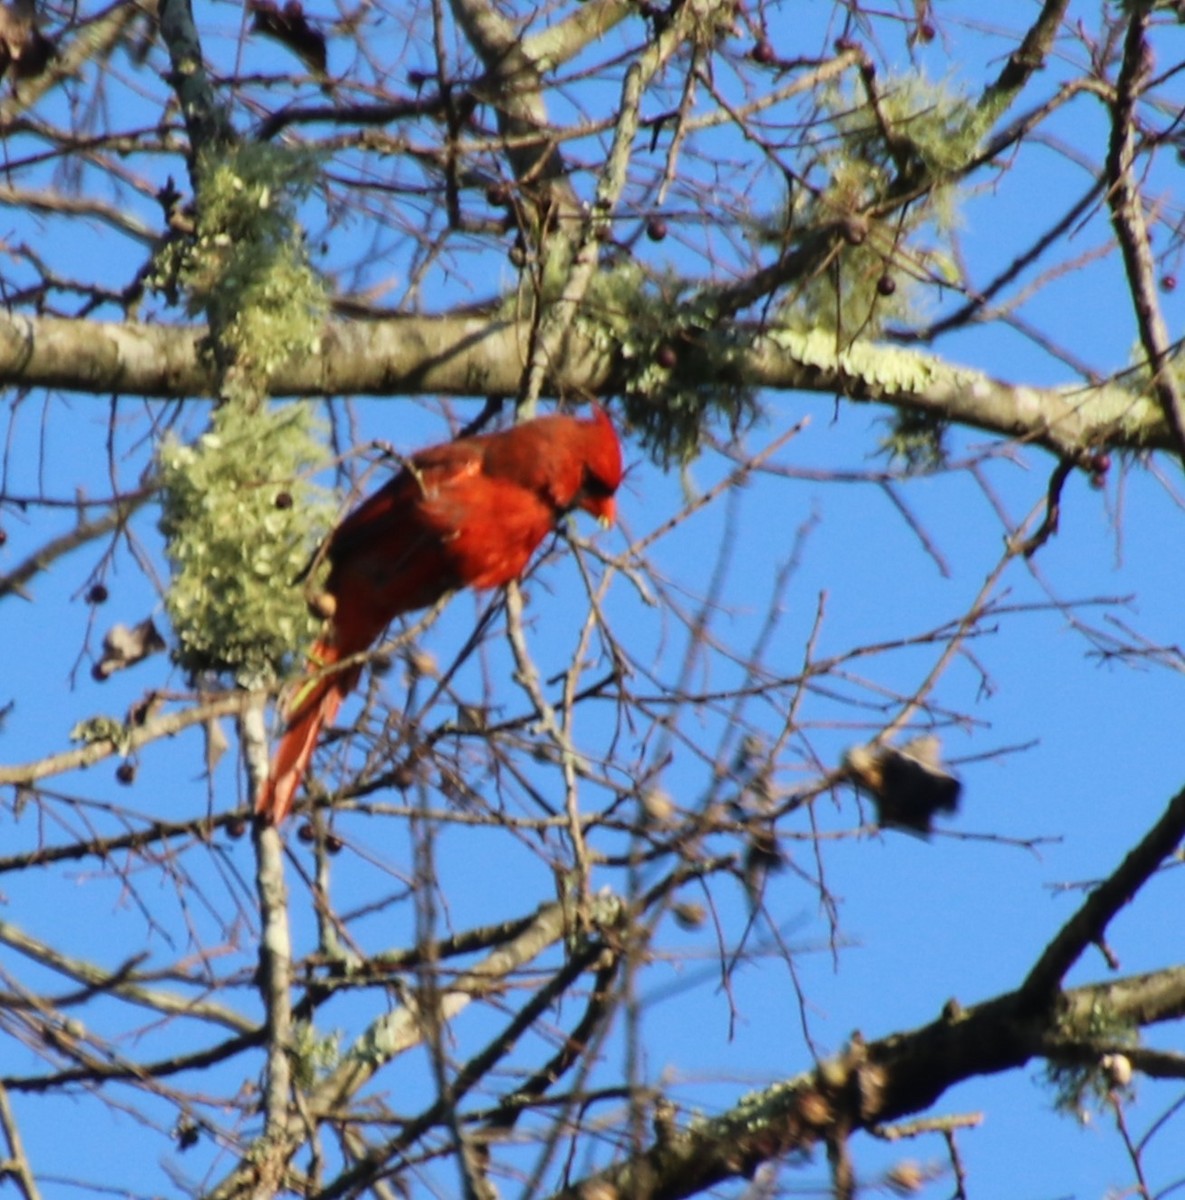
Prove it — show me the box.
[257,407,623,824]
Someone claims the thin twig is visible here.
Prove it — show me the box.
[0,690,254,786]
[0,1080,41,1200]
[0,494,149,603]
[504,579,591,901]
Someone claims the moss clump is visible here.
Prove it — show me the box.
[756,71,975,341]
[153,142,327,402]
[577,262,759,465]
[158,401,331,685]
[878,407,949,472]
[291,1020,341,1089]
[1043,999,1139,1118]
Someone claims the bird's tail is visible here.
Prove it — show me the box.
[256,637,362,824]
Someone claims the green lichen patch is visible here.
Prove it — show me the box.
[158,401,332,685]
[578,263,759,465]
[153,142,327,403]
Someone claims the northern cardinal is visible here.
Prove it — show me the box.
[257,406,623,824]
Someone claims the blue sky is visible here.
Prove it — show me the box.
[3,3,1185,1198]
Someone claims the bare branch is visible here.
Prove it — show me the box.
[1020,783,1185,1007]
[1104,3,1185,465]
[0,1081,40,1200]
[0,690,254,786]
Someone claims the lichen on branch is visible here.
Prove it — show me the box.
[158,401,331,685]
[772,70,976,340]
[153,141,327,403]
[154,141,335,684]
[575,261,758,464]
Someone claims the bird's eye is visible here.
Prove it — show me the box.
[580,469,616,499]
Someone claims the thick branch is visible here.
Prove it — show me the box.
[0,314,1171,458]
[0,918,253,1032]
[977,0,1072,118]
[158,0,233,155]
[548,775,1185,1199]
[450,0,576,219]
[547,965,1185,1200]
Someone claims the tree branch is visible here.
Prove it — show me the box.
[0,313,1172,458]
[1019,782,1185,1008]
[158,0,233,154]
[0,690,254,786]
[0,493,150,605]
[202,894,623,1200]
[977,0,1073,117]
[0,1081,40,1200]
[0,917,253,1032]
[244,697,295,1166]
[546,965,1185,1200]
[1104,3,1185,465]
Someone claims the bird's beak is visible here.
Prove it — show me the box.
[576,490,616,527]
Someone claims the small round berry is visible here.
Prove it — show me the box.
[86,583,109,604]
[751,39,776,65]
[274,491,294,510]
[115,761,136,785]
[391,761,418,790]
[296,822,316,843]
[656,344,678,369]
[646,217,668,242]
[876,273,897,296]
